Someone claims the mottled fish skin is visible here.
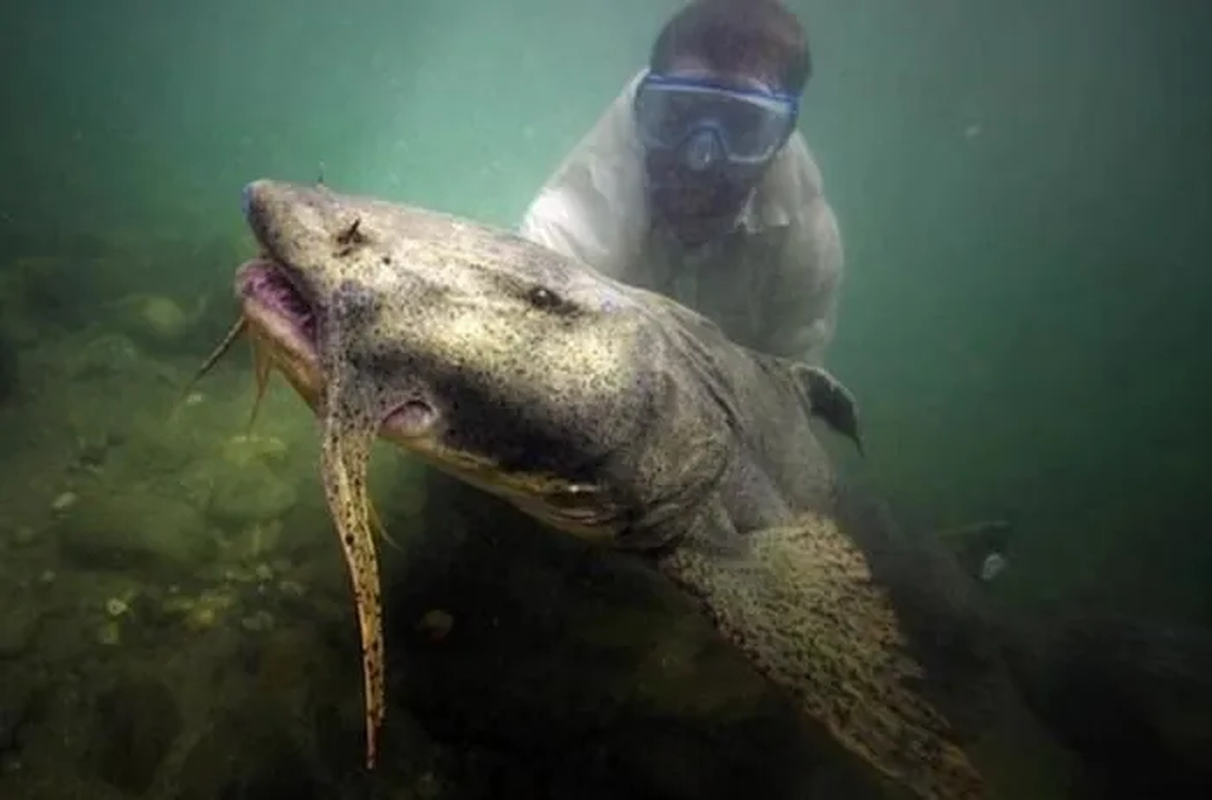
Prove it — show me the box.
[220,178,1008,798]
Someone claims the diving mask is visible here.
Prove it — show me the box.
[633,71,800,169]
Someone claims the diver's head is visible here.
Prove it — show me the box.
[635,0,810,244]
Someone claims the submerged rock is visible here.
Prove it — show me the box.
[153,433,304,529]
[0,668,45,758]
[87,675,183,794]
[106,292,209,352]
[0,590,43,658]
[0,330,17,404]
[206,459,298,525]
[65,333,144,380]
[56,490,216,572]
[173,713,326,800]
[0,254,117,338]
[171,626,354,800]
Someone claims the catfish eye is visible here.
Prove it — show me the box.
[525,285,565,311]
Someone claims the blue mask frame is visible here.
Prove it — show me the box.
[633,71,801,168]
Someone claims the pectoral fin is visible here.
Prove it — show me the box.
[789,364,863,455]
[934,520,1013,585]
[658,512,985,800]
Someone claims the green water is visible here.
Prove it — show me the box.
[1,0,1209,798]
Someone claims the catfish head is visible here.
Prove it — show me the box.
[208,179,736,768]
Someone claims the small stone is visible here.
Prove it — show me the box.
[277,580,306,599]
[227,521,284,561]
[181,588,235,631]
[980,552,1009,582]
[416,770,442,799]
[0,599,42,657]
[185,392,204,406]
[240,611,275,633]
[199,589,236,610]
[162,596,195,615]
[96,621,121,646]
[224,567,255,584]
[184,606,216,631]
[105,597,130,618]
[416,609,454,641]
[51,492,78,512]
[254,563,273,583]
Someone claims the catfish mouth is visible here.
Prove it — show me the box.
[236,257,319,365]
[234,257,439,437]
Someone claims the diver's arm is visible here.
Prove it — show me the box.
[517,75,647,282]
[761,196,844,366]
[518,181,604,267]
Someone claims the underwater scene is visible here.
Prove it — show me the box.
[1,1,1209,799]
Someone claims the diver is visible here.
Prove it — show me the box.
[520,0,1021,594]
[519,0,842,366]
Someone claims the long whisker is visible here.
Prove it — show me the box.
[179,316,248,400]
[246,329,275,432]
[368,494,404,554]
[167,317,248,426]
[320,407,385,770]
